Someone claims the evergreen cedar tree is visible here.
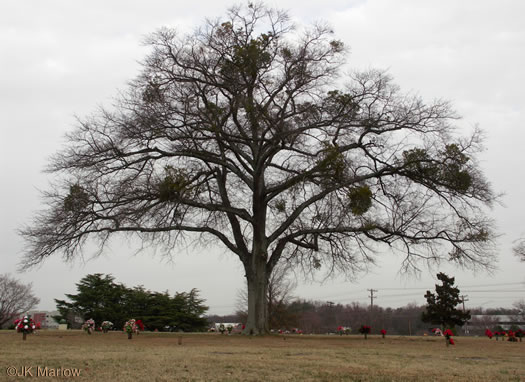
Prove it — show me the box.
[20,4,496,335]
[421,272,471,330]
[55,274,208,331]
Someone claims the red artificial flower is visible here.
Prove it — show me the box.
[380,329,387,335]
[443,329,453,337]
[449,338,455,345]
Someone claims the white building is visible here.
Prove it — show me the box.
[26,310,60,329]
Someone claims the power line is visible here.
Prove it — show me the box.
[379,282,524,291]
[463,289,525,293]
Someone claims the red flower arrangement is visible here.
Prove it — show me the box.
[431,328,443,336]
[359,325,371,339]
[484,329,493,339]
[507,330,518,342]
[515,329,524,342]
[380,329,387,338]
[136,319,145,333]
[494,331,506,341]
[14,316,37,340]
[443,329,454,346]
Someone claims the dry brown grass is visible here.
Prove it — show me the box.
[1,330,523,381]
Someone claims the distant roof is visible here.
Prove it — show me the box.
[469,315,523,323]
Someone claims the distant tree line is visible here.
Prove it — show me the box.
[210,300,523,335]
[210,301,430,335]
[55,274,208,332]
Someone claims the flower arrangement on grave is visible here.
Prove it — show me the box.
[443,329,455,346]
[484,329,493,339]
[494,330,506,341]
[82,319,95,334]
[337,326,344,336]
[227,325,233,334]
[124,319,137,339]
[515,329,524,342]
[507,330,518,342]
[431,328,443,336]
[359,325,371,339]
[135,319,144,334]
[101,321,113,333]
[219,323,226,335]
[14,316,36,340]
[380,329,387,339]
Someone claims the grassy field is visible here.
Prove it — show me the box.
[0,330,523,381]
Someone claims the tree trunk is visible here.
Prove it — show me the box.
[243,257,269,335]
[243,169,270,335]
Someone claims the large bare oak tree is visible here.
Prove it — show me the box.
[21,4,496,334]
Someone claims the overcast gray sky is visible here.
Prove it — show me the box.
[1,0,524,315]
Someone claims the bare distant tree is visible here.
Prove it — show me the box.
[511,299,525,322]
[21,3,496,334]
[468,314,498,334]
[0,274,40,327]
[513,238,525,261]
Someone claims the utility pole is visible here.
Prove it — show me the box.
[367,289,378,309]
[326,301,336,329]
[460,295,469,334]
